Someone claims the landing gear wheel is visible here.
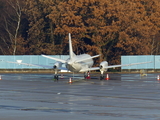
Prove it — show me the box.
[84,72,87,79]
[54,74,59,82]
[100,75,104,80]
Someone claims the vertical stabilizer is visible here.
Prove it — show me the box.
[69,33,75,59]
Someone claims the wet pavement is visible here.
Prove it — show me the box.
[0,73,160,120]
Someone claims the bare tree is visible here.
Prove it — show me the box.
[1,0,22,55]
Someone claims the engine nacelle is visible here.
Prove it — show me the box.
[99,61,108,73]
[53,62,62,70]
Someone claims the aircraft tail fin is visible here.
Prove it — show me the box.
[69,33,76,59]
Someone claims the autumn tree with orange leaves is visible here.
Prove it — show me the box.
[48,0,120,62]
[112,0,160,63]
[47,0,160,63]
[0,0,160,64]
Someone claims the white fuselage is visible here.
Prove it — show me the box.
[66,54,93,72]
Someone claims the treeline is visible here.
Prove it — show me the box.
[0,0,160,64]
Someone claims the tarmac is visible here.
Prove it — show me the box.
[0,73,160,120]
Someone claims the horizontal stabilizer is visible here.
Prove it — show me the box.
[42,55,66,63]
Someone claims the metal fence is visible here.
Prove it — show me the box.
[0,55,69,69]
[1,55,159,70]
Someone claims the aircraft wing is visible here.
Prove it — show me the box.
[5,61,68,71]
[6,61,53,68]
[88,67,100,71]
[41,55,66,63]
[105,61,152,69]
[87,61,152,71]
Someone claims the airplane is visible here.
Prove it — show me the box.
[41,33,152,80]
[4,33,152,80]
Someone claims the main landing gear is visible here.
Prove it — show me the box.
[84,71,90,79]
[100,74,104,80]
[100,70,109,80]
[100,73,109,80]
[54,74,59,82]
[100,70,104,80]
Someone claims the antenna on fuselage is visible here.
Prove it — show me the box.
[69,33,75,59]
